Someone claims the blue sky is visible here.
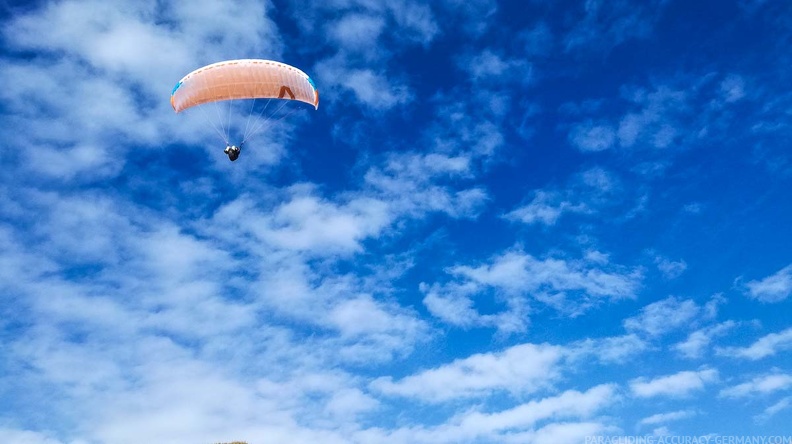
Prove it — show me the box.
[1,0,792,443]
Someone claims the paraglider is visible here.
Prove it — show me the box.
[171,59,319,161]
[224,144,242,161]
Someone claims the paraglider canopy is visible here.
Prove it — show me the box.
[170,59,319,161]
[170,59,319,113]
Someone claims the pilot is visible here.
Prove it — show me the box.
[224,144,241,161]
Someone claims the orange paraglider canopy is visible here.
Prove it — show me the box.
[170,59,319,113]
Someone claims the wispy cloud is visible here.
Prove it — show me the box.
[371,342,565,402]
[363,151,489,218]
[435,384,618,440]
[654,255,688,280]
[422,248,642,332]
[504,167,621,226]
[359,384,618,443]
[0,428,62,444]
[458,49,533,86]
[638,409,697,427]
[568,120,617,152]
[563,73,751,163]
[505,190,589,225]
[719,372,792,398]
[436,0,498,37]
[297,0,441,112]
[616,85,688,150]
[623,296,701,337]
[562,0,664,53]
[211,189,391,255]
[741,264,792,303]
[716,327,792,360]
[755,396,791,423]
[571,334,650,363]
[630,368,719,398]
[673,321,737,359]
[315,56,414,111]
[326,13,387,55]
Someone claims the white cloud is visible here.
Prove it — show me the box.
[8,0,275,97]
[423,249,641,332]
[330,296,406,336]
[519,22,555,57]
[630,368,718,398]
[304,0,439,46]
[581,167,618,192]
[259,193,390,253]
[324,387,381,420]
[652,426,673,437]
[757,397,791,422]
[623,296,700,337]
[720,74,746,103]
[388,1,439,44]
[1,242,410,443]
[303,1,442,111]
[453,251,639,300]
[683,202,703,214]
[567,72,754,166]
[357,385,617,443]
[436,0,497,37]
[208,187,389,256]
[341,66,414,110]
[0,60,136,179]
[505,166,623,226]
[742,264,792,303]
[569,121,617,152]
[617,86,687,149]
[719,373,792,398]
[9,326,336,444]
[236,259,429,364]
[505,190,588,226]
[363,151,489,219]
[423,98,509,158]
[460,49,533,86]
[518,421,616,444]
[82,356,358,444]
[327,13,387,53]
[440,384,618,441]
[571,334,650,364]
[0,429,63,444]
[717,327,792,360]
[315,64,394,113]
[421,280,527,333]
[673,321,737,359]
[562,0,661,53]
[639,409,697,426]
[654,256,688,279]
[370,342,565,402]
[703,293,726,319]
[24,191,134,264]
[0,169,450,441]
[566,79,722,162]
[420,281,480,327]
